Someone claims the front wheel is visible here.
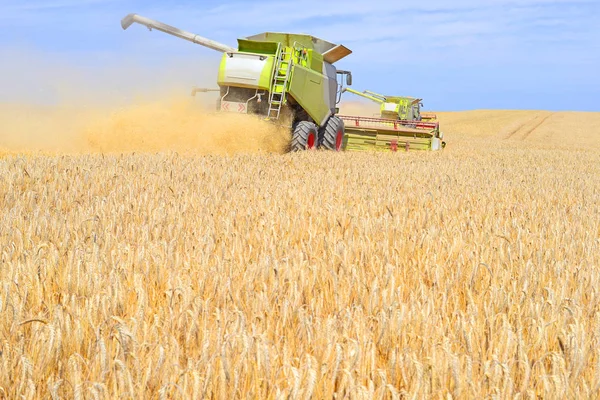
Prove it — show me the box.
[320,116,345,151]
[291,121,318,152]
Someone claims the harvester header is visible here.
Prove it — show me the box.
[340,88,445,151]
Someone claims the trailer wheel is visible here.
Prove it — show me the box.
[320,116,345,151]
[291,121,318,151]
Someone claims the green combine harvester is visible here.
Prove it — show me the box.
[121,13,354,152]
[340,88,446,151]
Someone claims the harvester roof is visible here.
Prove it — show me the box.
[244,32,352,63]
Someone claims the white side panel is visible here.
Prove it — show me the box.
[383,102,397,112]
[221,54,267,87]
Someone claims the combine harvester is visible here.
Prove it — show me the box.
[120,13,354,151]
[340,88,446,151]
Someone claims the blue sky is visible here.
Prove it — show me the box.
[1,0,599,111]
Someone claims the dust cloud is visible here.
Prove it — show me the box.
[0,48,381,157]
[0,98,291,156]
[0,48,290,156]
[84,98,291,155]
[338,100,380,117]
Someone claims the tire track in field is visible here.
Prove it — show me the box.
[519,112,555,140]
[502,114,541,140]
[501,112,554,141]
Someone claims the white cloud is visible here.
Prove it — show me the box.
[116,0,598,67]
[2,0,118,11]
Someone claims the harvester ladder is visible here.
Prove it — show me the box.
[267,46,293,120]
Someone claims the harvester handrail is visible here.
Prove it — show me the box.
[291,41,312,68]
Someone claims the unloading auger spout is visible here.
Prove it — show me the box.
[120,13,236,53]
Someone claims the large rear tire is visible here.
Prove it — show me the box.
[320,116,345,151]
[291,121,318,152]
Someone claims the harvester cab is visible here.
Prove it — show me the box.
[120,13,354,151]
[339,88,445,152]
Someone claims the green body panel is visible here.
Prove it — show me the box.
[259,59,275,89]
[237,39,278,54]
[307,49,323,72]
[288,64,330,125]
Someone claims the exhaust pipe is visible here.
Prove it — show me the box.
[121,13,237,54]
[191,87,220,96]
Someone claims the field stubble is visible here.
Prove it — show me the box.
[0,104,600,399]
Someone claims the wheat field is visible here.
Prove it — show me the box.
[1,104,599,399]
